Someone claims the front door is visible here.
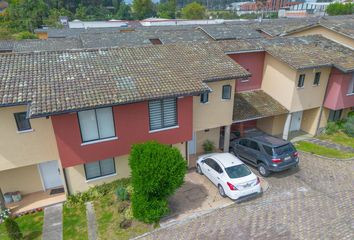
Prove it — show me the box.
[188,132,196,155]
[290,111,303,132]
[39,160,63,190]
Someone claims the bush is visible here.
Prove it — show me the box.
[4,218,23,240]
[202,140,215,153]
[115,186,129,201]
[0,208,10,221]
[129,141,186,223]
[343,116,354,137]
[15,31,38,40]
[325,121,339,135]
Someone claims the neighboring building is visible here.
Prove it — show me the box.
[68,20,128,29]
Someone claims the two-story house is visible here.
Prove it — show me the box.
[0,43,249,196]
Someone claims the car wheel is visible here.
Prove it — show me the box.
[218,184,226,198]
[196,164,203,175]
[258,163,270,177]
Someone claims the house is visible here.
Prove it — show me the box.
[0,43,249,196]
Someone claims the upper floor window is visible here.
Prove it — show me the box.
[14,112,31,132]
[313,72,321,86]
[222,85,232,100]
[348,75,354,95]
[298,74,305,88]
[78,107,115,143]
[200,92,209,103]
[84,158,116,180]
[149,98,177,131]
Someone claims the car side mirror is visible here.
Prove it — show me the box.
[201,159,205,164]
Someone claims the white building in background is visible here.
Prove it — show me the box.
[140,18,225,26]
[68,19,128,29]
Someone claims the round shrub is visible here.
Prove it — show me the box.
[325,121,339,135]
[115,186,128,201]
[129,141,187,223]
[343,116,354,137]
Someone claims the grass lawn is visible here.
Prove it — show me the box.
[318,131,354,149]
[0,211,44,240]
[295,141,354,159]
[63,203,88,240]
[94,194,153,240]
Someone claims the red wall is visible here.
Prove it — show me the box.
[324,69,354,110]
[51,97,193,168]
[228,52,265,92]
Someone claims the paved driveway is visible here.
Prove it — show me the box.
[140,152,354,240]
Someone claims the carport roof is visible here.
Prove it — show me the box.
[233,90,288,123]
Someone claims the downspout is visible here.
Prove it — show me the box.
[315,70,332,135]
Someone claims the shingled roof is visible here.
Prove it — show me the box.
[13,38,83,52]
[233,90,288,122]
[198,23,264,40]
[0,40,14,52]
[0,43,250,118]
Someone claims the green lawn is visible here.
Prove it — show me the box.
[94,194,152,240]
[318,131,354,149]
[0,211,44,240]
[63,204,88,240]
[295,141,354,159]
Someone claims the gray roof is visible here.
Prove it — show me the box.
[0,40,14,51]
[34,27,133,38]
[0,43,250,118]
[198,23,263,40]
[12,38,83,52]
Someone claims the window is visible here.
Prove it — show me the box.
[204,158,223,173]
[239,139,249,147]
[14,112,31,132]
[328,109,342,122]
[248,140,260,151]
[262,145,274,156]
[149,38,162,45]
[225,164,251,179]
[84,158,116,180]
[222,85,232,100]
[348,75,354,94]
[297,74,305,88]
[149,98,177,131]
[200,92,209,103]
[313,72,321,86]
[78,107,115,143]
[274,143,294,156]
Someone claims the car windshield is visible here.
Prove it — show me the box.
[225,164,252,179]
[274,143,293,155]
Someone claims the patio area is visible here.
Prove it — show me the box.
[5,189,66,214]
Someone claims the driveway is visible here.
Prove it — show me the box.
[161,169,269,226]
[140,152,354,239]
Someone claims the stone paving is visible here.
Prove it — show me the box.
[139,152,354,240]
[86,202,98,240]
[306,138,354,153]
[42,203,63,240]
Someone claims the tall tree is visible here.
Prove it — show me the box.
[157,0,176,19]
[181,2,205,19]
[132,0,154,20]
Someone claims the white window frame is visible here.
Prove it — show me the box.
[297,74,305,88]
[78,107,116,143]
[148,98,178,131]
[84,158,116,181]
[348,74,354,95]
[200,92,209,104]
[313,72,321,86]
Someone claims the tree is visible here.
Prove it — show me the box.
[181,2,205,20]
[129,141,187,223]
[157,0,176,19]
[115,3,132,20]
[132,0,154,20]
[43,8,72,27]
[5,218,23,240]
[326,2,354,16]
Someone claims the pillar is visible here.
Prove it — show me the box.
[282,113,292,140]
[223,125,231,153]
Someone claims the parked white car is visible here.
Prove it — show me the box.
[196,153,262,201]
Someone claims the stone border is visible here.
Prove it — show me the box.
[299,150,354,161]
[132,178,271,240]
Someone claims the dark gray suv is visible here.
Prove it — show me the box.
[229,135,299,177]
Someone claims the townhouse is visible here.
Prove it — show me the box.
[0,43,249,196]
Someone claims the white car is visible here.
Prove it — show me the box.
[196,153,262,201]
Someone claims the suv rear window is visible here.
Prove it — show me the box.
[262,145,274,156]
[274,143,293,155]
[225,164,251,179]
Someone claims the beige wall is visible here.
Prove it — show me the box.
[289,26,354,49]
[193,80,235,131]
[256,114,287,136]
[319,107,330,129]
[301,107,321,135]
[291,67,331,112]
[262,54,330,113]
[172,142,186,159]
[261,54,297,111]
[0,106,59,171]
[0,164,43,195]
[195,127,220,154]
[65,155,131,194]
